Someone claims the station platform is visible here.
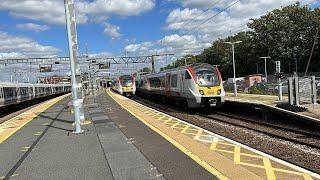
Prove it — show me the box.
[0,92,212,180]
[225,93,320,120]
[0,90,319,180]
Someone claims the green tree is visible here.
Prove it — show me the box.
[161,3,320,78]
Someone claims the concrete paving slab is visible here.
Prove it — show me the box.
[89,109,104,114]
[0,96,114,180]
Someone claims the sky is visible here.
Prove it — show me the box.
[0,0,319,82]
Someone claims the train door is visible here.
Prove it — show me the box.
[165,73,171,96]
[183,70,193,99]
[0,87,3,106]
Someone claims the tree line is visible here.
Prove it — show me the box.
[160,3,320,80]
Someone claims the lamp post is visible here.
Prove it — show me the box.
[225,41,242,97]
[260,56,271,83]
[64,0,83,134]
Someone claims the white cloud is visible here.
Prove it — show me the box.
[16,23,50,32]
[0,31,60,57]
[0,0,155,25]
[0,52,26,59]
[170,0,216,9]
[125,41,154,53]
[164,0,318,54]
[124,34,210,63]
[103,23,121,39]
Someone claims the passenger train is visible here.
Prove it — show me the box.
[0,82,71,107]
[112,75,136,97]
[135,63,225,108]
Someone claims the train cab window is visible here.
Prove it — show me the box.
[185,71,191,79]
[171,74,178,88]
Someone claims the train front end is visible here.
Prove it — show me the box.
[188,64,225,108]
[119,75,136,97]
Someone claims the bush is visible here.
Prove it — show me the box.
[248,83,268,95]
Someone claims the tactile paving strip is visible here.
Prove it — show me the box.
[108,90,320,180]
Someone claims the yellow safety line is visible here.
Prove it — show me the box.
[0,94,69,143]
[107,90,229,180]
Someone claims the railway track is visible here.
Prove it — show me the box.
[132,95,320,149]
[130,95,320,173]
[197,112,320,149]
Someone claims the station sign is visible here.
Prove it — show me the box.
[98,62,110,69]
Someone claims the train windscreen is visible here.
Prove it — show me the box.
[195,68,220,86]
[121,76,133,87]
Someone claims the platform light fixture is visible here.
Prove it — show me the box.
[224,41,242,97]
[259,56,271,83]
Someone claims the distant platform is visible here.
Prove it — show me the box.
[226,93,320,120]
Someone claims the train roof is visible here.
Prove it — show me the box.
[144,63,219,77]
[0,82,71,87]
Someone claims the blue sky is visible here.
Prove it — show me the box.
[0,0,319,82]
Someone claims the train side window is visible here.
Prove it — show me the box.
[171,74,178,88]
[185,71,191,79]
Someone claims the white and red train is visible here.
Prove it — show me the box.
[135,63,225,108]
[112,75,136,97]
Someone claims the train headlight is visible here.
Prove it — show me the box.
[199,90,204,95]
[217,89,221,95]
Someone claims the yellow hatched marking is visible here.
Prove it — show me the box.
[194,130,203,139]
[148,112,158,116]
[171,121,180,128]
[172,125,187,131]
[209,137,219,150]
[166,121,178,126]
[303,174,313,180]
[238,162,265,169]
[157,116,166,121]
[152,112,161,117]
[180,125,190,133]
[234,146,241,164]
[262,157,276,180]
[164,118,173,124]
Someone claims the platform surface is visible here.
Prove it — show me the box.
[0,92,218,180]
[225,93,320,119]
[106,89,320,180]
[0,95,114,180]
